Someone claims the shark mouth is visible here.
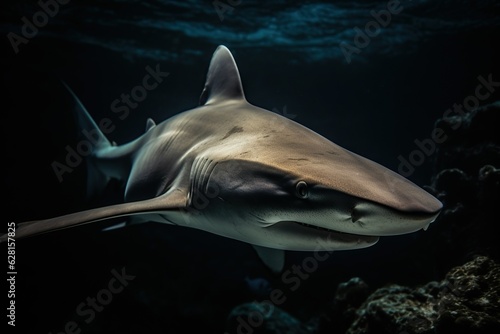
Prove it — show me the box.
[295,221,344,234]
[265,220,380,251]
[291,221,380,240]
[279,220,368,237]
[293,221,428,235]
[292,218,433,237]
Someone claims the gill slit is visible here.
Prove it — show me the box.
[189,156,217,204]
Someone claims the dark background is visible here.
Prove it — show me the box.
[1,1,500,333]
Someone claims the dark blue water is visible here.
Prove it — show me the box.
[2,1,500,333]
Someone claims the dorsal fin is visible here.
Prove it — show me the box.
[145,117,156,132]
[199,45,246,105]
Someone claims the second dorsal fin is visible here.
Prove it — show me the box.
[145,118,156,132]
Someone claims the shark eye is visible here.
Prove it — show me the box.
[295,181,309,199]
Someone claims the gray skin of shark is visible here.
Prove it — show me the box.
[2,46,442,270]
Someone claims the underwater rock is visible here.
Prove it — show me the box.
[225,302,312,334]
[435,255,500,333]
[334,277,369,329]
[346,283,439,334]
[335,277,370,309]
[313,277,371,333]
[428,101,500,265]
[346,256,500,334]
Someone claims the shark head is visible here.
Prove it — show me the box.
[200,124,442,252]
[190,46,442,252]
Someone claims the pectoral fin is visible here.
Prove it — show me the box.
[1,188,188,242]
[252,245,285,273]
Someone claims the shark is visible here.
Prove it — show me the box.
[2,45,442,271]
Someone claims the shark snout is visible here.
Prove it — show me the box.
[347,200,441,236]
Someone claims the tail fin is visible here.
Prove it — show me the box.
[62,82,112,199]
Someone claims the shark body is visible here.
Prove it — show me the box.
[3,46,442,271]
